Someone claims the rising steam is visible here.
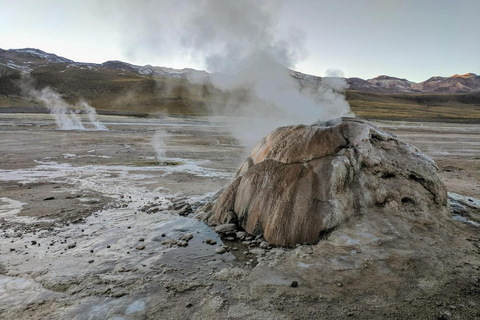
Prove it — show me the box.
[151,129,170,164]
[20,76,107,131]
[107,0,352,146]
[77,99,108,131]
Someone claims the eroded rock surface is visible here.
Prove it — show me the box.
[205,118,449,246]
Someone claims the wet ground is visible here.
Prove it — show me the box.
[0,114,479,319]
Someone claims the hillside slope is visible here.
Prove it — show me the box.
[1,48,479,122]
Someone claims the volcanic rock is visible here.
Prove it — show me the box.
[215,246,227,254]
[214,223,237,234]
[205,118,449,246]
[180,233,194,241]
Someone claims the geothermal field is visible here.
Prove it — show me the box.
[0,112,479,319]
[1,0,479,318]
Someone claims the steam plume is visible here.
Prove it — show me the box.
[151,129,170,164]
[77,99,108,131]
[20,76,108,131]
[108,0,352,146]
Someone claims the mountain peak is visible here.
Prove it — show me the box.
[373,75,409,81]
[10,48,73,64]
[451,73,478,79]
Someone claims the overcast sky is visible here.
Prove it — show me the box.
[1,0,478,82]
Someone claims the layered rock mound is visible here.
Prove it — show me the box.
[205,118,450,246]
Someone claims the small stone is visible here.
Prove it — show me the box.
[9,248,15,252]
[236,231,247,240]
[180,233,194,241]
[31,240,37,245]
[337,283,343,287]
[259,241,269,249]
[291,281,298,287]
[178,241,188,247]
[136,245,145,250]
[90,249,94,253]
[88,260,94,263]
[215,247,227,254]
[43,197,55,201]
[205,238,212,244]
[161,233,166,237]
[67,243,76,249]
[215,223,237,234]
[186,302,193,308]
[107,245,111,248]
[139,238,145,242]
[250,248,266,255]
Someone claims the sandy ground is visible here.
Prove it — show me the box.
[0,114,479,319]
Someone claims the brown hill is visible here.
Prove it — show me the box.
[0,48,479,122]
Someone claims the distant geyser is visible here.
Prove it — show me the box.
[205,118,449,246]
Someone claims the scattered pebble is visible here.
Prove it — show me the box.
[180,233,194,241]
[291,281,298,288]
[259,241,269,249]
[136,245,145,250]
[215,247,227,254]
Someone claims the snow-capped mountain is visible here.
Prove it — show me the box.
[0,47,478,93]
[0,48,208,81]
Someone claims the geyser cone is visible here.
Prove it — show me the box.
[205,118,449,246]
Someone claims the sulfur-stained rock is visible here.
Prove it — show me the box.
[204,118,449,246]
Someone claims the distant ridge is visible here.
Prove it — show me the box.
[0,47,479,93]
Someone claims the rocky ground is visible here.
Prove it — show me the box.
[0,114,479,319]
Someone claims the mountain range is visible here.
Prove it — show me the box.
[1,48,479,123]
[1,48,479,94]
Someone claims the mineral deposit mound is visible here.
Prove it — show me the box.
[205,118,450,246]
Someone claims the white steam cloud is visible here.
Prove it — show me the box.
[20,76,107,131]
[151,129,170,164]
[107,0,352,146]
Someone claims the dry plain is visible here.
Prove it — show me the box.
[0,114,479,319]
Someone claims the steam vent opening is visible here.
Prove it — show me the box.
[203,118,449,246]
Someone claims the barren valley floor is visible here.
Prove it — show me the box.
[0,115,479,319]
